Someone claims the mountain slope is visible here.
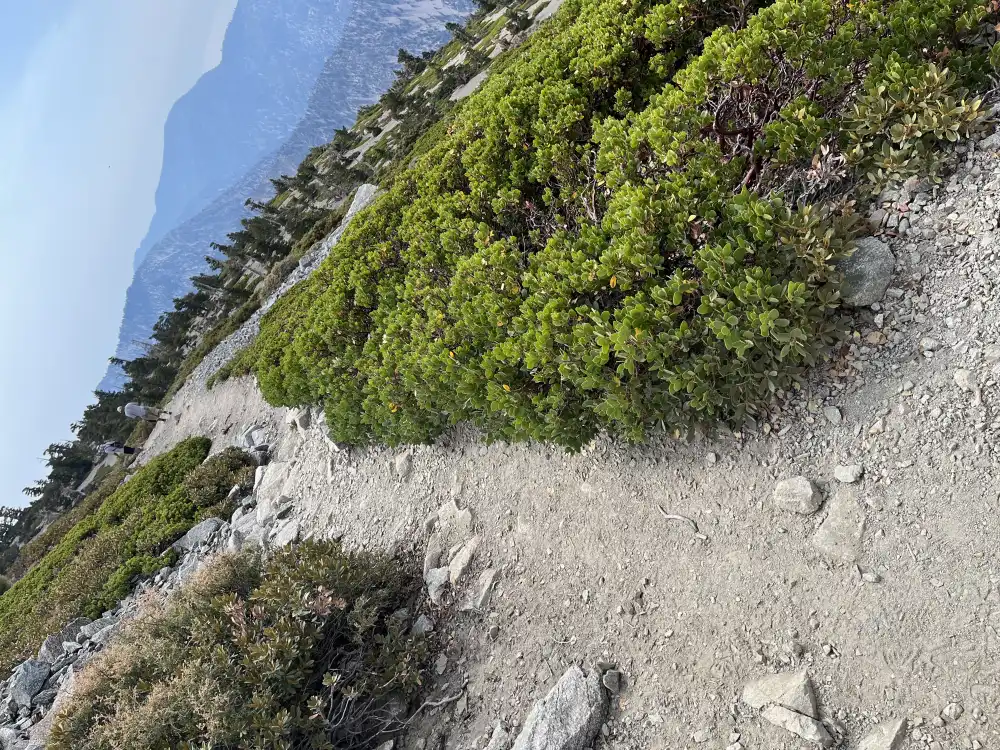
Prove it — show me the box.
[105,0,471,388]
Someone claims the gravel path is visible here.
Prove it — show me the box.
[141,134,1000,750]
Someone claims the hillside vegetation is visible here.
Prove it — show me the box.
[232,0,1000,450]
[0,438,253,676]
[49,542,424,750]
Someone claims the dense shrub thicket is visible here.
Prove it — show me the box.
[0,439,254,676]
[238,0,999,449]
[50,542,425,750]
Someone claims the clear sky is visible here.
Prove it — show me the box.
[0,0,239,507]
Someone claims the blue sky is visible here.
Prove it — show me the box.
[0,0,238,507]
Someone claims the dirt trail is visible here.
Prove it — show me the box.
[141,137,1000,749]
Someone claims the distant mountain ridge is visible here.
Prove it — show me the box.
[104,0,471,389]
[134,0,353,271]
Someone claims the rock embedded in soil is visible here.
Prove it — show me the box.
[761,705,833,747]
[425,567,450,605]
[838,237,895,307]
[449,536,480,585]
[485,723,511,750]
[953,369,975,392]
[823,406,842,426]
[772,477,823,515]
[812,487,866,564]
[742,669,817,718]
[834,464,863,484]
[511,665,608,750]
[462,568,498,611]
[859,718,907,750]
[394,449,413,479]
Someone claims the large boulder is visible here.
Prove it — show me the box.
[9,660,50,708]
[512,666,608,750]
[838,237,895,307]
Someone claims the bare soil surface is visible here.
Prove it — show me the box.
[140,135,1000,749]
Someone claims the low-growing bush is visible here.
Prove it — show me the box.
[241,0,997,450]
[50,541,426,750]
[0,439,254,676]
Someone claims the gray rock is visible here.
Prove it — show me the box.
[859,718,906,750]
[9,662,49,708]
[812,486,866,563]
[954,369,976,392]
[254,462,293,523]
[79,617,116,640]
[424,533,443,576]
[742,669,817,718]
[394,450,413,479]
[425,567,450,605]
[412,614,435,636]
[919,337,940,352]
[286,407,311,431]
[462,568,498,612]
[834,465,863,484]
[30,689,57,708]
[90,622,121,647]
[449,536,480,585]
[772,477,822,515]
[980,131,1000,151]
[172,518,224,551]
[942,702,963,722]
[823,406,842,426]
[0,727,27,750]
[272,519,301,547]
[838,237,895,307]
[512,665,608,750]
[37,618,89,664]
[601,670,623,694]
[485,723,511,750]
[761,706,833,746]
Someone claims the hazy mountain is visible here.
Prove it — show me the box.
[133,0,353,271]
[104,0,470,388]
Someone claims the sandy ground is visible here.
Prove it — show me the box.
[139,138,1000,750]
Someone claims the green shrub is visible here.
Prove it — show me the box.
[241,0,996,450]
[0,439,253,677]
[50,541,426,750]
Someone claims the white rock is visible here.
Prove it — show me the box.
[823,406,842,426]
[761,705,833,746]
[834,464,863,484]
[272,519,301,547]
[394,450,413,479]
[954,369,975,392]
[772,477,823,515]
[742,669,817,718]
[919,337,940,352]
[859,718,906,750]
[449,536,481,585]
